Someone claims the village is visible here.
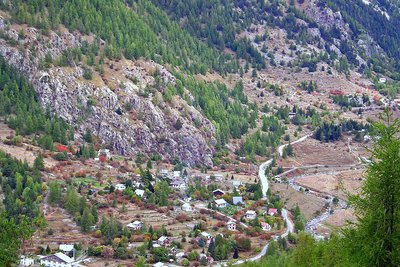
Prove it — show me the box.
[15,146,290,267]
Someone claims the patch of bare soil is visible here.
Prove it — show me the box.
[271,182,326,220]
[295,169,364,200]
[0,123,58,167]
[281,138,357,168]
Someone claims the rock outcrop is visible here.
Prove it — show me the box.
[0,18,215,167]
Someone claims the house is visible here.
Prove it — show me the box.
[268,208,278,216]
[157,236,170,246]
[135,189,145,198]
[40,252,76,267]
[288,112,297,120]
[173,171,181,178]
[20,256,35,266]
[212,189,225,197]
[379,77,387,84]
[127,221,143,231]
[182,202,192,212]
[232,196,244,205]
[114,184,126,191]
[201,231,213,244]
[226,220,237,231]
[159,169,169,176]
[170,179,186,190]
[59,244,74,253]
[97,149,111,159]
[245,210,257,220]
[59,244,75,258]
[153,262,165,267]
[214,198,227,208]
[232,180,242,189]
[214,173,224,181]
[261,222,272,231]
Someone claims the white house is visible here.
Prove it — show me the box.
[159,169,169,176]
[379,77,387,84]
[40,252,75,267]
[114,184,126,191]
[173,171,181,178]
[182,202,192,212]
[232,180,242,189]
[20,256,35,266]
[215,198,227,208]
[245,210,257,220]
[157,236,170,246]
[59,244,74,254]
[170,179,186,190]
[226,221,237,231]
[214,173,224,181]
[153,262,165,267]
[127,221,143,231]
[232,196,244,205]
[261,222,272,231]
[135,189,145,198]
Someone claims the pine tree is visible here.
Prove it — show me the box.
[33,154,45,171]
[81,207,94,232]
[345,111,400,266]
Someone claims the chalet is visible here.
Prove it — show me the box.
[288,112,297,120]
[59,244,75,258]
[170,179,186,190]
[232,180,242,189]
[157,236,170,247]
[135,189,145,198]
[182,202,192,212]
[226,220,237,231]
[114,184,126,191]
[214,198,227,208]
[245,210,257,220]
[173,171,181,178]
[20,256,35,266]
[232,196,244,205]
[212,189,225,197]
[40,253,76,267]
[59,244,74,254]
[127,221,143,231]
[214,173,224,181]
[159,169,169,177]
[261,222,272,231]
[268,208,278,216]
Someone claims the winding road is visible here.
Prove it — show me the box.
[231,135,310,265]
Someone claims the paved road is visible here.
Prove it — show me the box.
[230,135,310,265]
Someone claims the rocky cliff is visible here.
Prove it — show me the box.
[0,17,216,167]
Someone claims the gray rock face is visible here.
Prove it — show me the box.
[0,18,215,167]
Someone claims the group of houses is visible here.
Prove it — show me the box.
[20,244,77,267]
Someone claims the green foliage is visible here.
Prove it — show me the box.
[0,56,72,144]
[177,75,257,146]
[298,81,317,93]
[48,181,62,206]
[0,211,33,266]
[344,112,400,266]
[33,154,45,171]
[8,0,238,74]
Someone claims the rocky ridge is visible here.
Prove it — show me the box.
[0,17,215,167]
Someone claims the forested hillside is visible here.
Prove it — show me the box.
[5,0,239,74]
[319,0,400,72]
